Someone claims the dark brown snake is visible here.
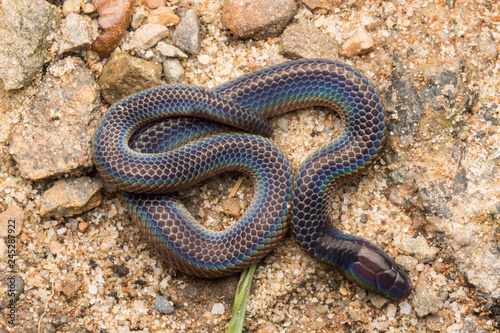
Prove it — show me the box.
[93,59,412,298]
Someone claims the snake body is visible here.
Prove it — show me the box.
[93,59,412,298]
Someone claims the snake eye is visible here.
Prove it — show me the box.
[346,244,412,299]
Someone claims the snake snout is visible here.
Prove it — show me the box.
[347,244,412,299]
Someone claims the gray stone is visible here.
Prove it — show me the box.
[131,7,148,30]
[7,275,24,302]
[398,236,438,263]
[132,24,170,51]
[172,9,201,55]
[40,177,103,218]
[10,57,100,180]
[154,296,175,314]
[163,58,185,84]
[98,52,162,105]
[0,0,60,90]
[59,13,92,54]
[156,42,188,58]
[280,20,338,59]
[413,284,444,317]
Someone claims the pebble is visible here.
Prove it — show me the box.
[61,280,82,298]
[155,296,175,314]
[280,20,338,59]
[62,0,81,16]
[395,255,418,272]
[399,301,412,315]
[132,23,170,51]
[8,275,24,302]
[146,6,180,26]
[211,302,225,315]
[221,198,240,218]
[399,236,438,263]
[0,205,24,237]
[78,222,89,232]
[131,7,148,30]
[163,58,185,84]
[222,0,296,39]
[302,0,332,14]
[59,13,92,54]
[111,264,130,277]
[10,57,100,180]
[82,3,96,14]
[39,177,103,218]
[98,52,162,104]
[146,0,166,9]
[156,42,188,58]
[172,9,201,55]
[340,29,375,58]
[0,0,60,90]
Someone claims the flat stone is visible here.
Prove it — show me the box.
[132,24,170,51]
[399,236,439,263]
[340,29,375,58]
[172,9,201,55]
[59,13,92,54]
[40,177,103,218]
[146,6,180,26]
[98,52,162,104]
[156,42,188,58]
[222,0,296,40]
[280,20,338,59]
[0,206,25,237]
[10,57,100,180]
[163,58,185,84]
[0,0,60,90]
[221,198,240,218]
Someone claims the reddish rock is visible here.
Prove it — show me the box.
[146,6,180,26]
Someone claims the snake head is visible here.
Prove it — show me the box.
[344,243,412,299]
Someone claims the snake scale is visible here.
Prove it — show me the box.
[93,59,412,298]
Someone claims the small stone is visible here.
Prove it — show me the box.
[49,240,63,254]
[315,305,328,314]
[221,198,240,218]
[132,24,170,51]
[280,20,338,59]
[10,57,100,180]
[112,264,130,277]
[387,303,397,317]
[359,214,368,223]
[155,296,175,314]
[271,314,285,323]
[222,0,296,39]
[98,52,162,104]
[146,0,166,9]
[0,205,24,237]
[61,280,82,298]
[59,13,92,54]
[0,239,6,260]
[211,303,225,315]
[413,285,443,317]
[340,29,375,58]
[395,255,418,272]
[276,118,288,132]
[82,3,96,14]
[399,301,412,315]
[40,177,104,218]
[131,7,148,30]
[302,0,332,14]
[78,222,89,232]
[146,7,180,26]
[62,0,81,16]
[88,283,98,295]
[172,9,201,55]
[163,58,185,84]
[368,293,389,309]
[399,236,438,263]
[197,54,211,65]
[156,42,188,58]
[7,275,24,302]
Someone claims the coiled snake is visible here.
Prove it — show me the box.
[93,59,412,298]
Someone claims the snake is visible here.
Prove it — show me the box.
[93,59,412,299]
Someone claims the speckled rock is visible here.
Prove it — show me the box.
[280,20,338,59]
[155,296,175,314]
[163,58,185,84]
[61,280,82,298]
[172,9,201,55]
[222,0,296,40]
[132,24,170,51]
[0,0,60,90]
[146,6,180,26]
[98,52,162,104]
[59,13,92,54]
[0,206,24,237]
[340,29,375,57]
[398,236,438,263]
[10,57,100,180]
[40,177,103,218]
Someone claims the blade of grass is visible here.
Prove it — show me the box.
[227,263,257,333]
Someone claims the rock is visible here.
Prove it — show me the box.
[222,0,296,40]
[302,0,332,14]
[156,42,188,58]
[132,24,170,51]
[0,206,24,237]
[146,7,180,26]
[155,296,175,314]
[131,7,148,30]
[340,29,375,57]
[146,0,166,9]
[398,236,438,263]
[461,319,489,333]
[61,280,82,298]
[98,52,162,104]
[221,198,240,218]
[39,177,103,218]
[49,240,63,254]
[0,0,60,90]
[7,275,24,302]
[172,9,201,55]
[59,13,92,54]
[0,239,6,260]
[395,255,419,272]
[10,57,100,180]
[280,20,338,59]
[62,0,81,15]
[413,267,444,317]
[211,302,225,315]
[82,3,96,14]
[111,264,130,277]
[78,222,89,232]
[163,58,185,84]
